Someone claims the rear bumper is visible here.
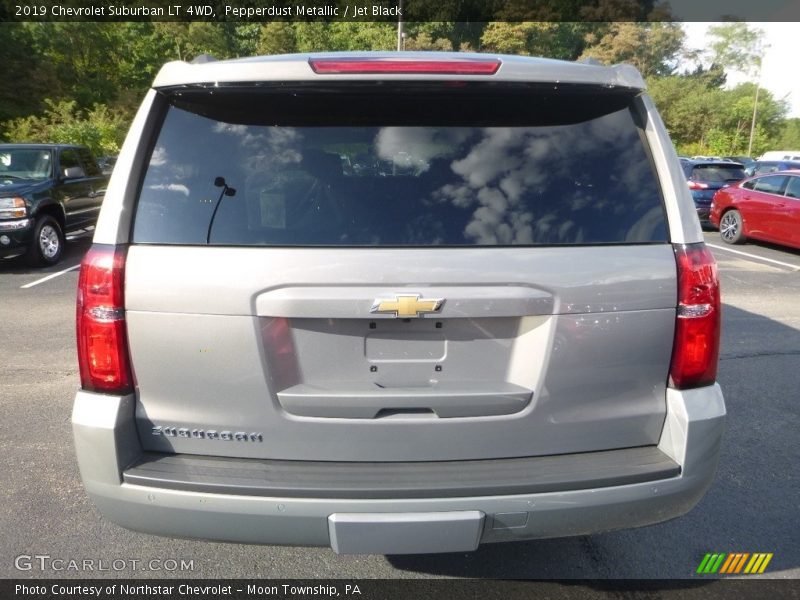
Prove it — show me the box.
[72,385,725,554]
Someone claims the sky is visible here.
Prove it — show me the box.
[681,23,800,118]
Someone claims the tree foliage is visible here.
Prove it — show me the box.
[648,77,787,156]
[481,22,592,59]
[707,23,766,76]
[0,21,795,160]
[579,22,684,77]
[0,24,60,129]
[773,119,800,149]
[3,100,129,156]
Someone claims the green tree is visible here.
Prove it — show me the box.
[0,24,60,136]
[580,23,684,77]
[404,31,453,51]
[293,23,334,53]
[686,62,727,89]
[256,22,297,55]
[151,23,240,62]
[722,84,787,142]
[480,22,532,55]
[480,22,593,59]
[648,75,788,156]
[2,100,128,156]
[230,23,262,57]
[328,22,395,51]
[404,22,471,51]
[773,118,800,149]
[707,23,765,76]
[31,23,121,109]
[647,76,723,147]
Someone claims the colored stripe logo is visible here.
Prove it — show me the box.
[697,553,773,574]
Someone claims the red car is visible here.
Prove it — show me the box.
[710,170,800,249]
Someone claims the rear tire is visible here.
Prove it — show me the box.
[719,209,745,245]
[26,215,65,266]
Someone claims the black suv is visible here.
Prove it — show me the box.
[0,144,108,265]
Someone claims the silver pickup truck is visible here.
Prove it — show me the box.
[72,52,725,555]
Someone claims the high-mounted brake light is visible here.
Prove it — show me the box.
[669,243,721,389]
[76,245,133,394]
[308,58,501,75]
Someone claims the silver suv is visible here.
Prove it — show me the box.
[72,52,725,555]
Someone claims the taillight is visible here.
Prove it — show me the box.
[669,243,721,389]
[308,57,501,75]
[687,181,709,190]
[76,244,133,394]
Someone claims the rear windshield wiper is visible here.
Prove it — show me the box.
[206,176,237,244]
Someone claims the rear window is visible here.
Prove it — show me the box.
[690,164,746,183]
[132,86,667,246]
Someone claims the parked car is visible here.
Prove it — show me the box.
[744,159,800,177]
[710,170,800,249]
[758,150,800,161]
[72,52,725,555]
[0,144,108,265]
[723,155,754,170]
[680,159,746,227]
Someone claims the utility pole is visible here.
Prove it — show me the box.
[747,71,761,157]
[396,0,404,51]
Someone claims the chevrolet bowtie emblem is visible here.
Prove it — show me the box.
[370,294,444,318]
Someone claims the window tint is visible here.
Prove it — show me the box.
[754,163,779,175]
[0,149,52,180]
[753,176,788,195]
[78,148,102,177]
[133,90,667,247]
[690,164,745,183]
[784,176,800,199]
[59,149,81,175]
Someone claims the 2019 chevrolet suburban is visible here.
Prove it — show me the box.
[72,52,725,555]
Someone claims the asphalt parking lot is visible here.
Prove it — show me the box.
[0,232,798,580]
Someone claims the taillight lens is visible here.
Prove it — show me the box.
[687,181,709,190]
[308,57,501,75]
[76,244,133,394]
[669,243,721,389]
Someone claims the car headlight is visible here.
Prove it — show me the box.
[0,197,27,219]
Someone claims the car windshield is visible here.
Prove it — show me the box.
[691,164,746,183]
[0,149,53,182]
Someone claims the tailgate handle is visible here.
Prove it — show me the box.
[374,408,436,419]
[277,381,533,419]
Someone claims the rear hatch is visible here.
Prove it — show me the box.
[686,162,746,208]
[124,80,677,462]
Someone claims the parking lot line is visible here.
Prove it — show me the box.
[20,264,80,289]
[706,243,800,271]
